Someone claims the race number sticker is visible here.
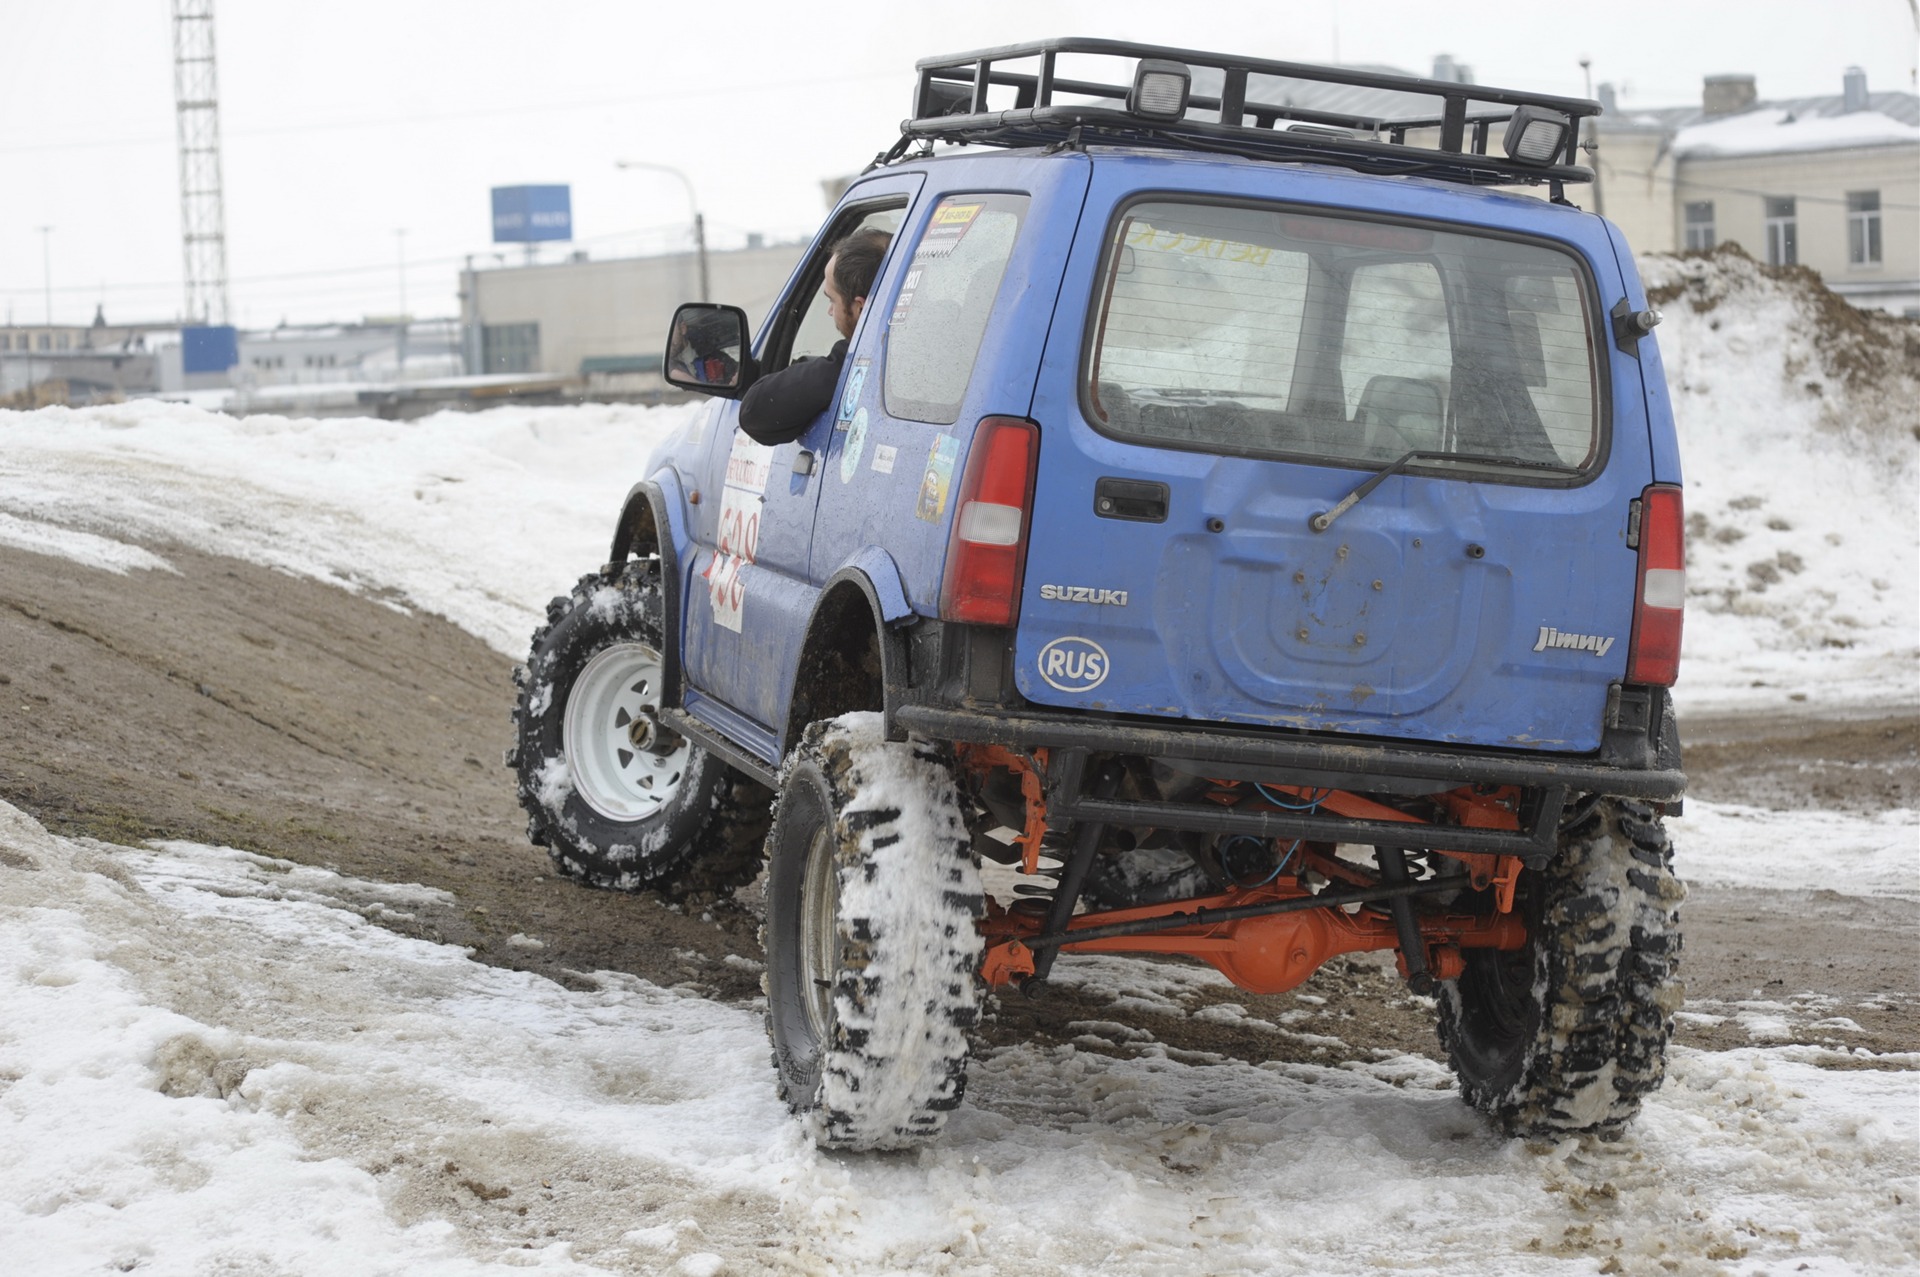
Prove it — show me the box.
[702,432,774,633]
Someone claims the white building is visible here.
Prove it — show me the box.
[1594,69,1920,315]
[459,241,808,391]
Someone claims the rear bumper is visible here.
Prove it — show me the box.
[891,701,1686,802]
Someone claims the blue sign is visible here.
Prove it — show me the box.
[492,185,573,243]
[181,325,239,374]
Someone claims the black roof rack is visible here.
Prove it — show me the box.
[893,38,1598,190]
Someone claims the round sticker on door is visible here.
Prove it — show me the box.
[1036,636,1110,692]
[839,407,869,483]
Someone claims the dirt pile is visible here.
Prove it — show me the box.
[1642,242,1920,442]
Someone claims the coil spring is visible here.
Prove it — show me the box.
[1008,836,1070,912]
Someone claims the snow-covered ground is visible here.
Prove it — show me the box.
[4,806,1915,1276]
[1,254,1916,1273]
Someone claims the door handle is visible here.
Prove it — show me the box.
[1094,477,1169,522]
[792,449,816,476]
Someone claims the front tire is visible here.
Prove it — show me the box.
[509,563,769,895]
[1437,797,1685,1138]
[762,714,984,1150]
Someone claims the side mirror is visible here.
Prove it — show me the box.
[664,303,754,398]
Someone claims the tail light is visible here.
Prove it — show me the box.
[939,416,1038,626]
[1625,484,1685,685]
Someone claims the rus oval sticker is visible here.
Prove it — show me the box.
[1036,636,1110,693]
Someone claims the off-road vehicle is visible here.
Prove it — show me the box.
[511,39,1687,1150]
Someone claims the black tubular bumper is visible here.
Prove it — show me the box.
[892,703,1686,802]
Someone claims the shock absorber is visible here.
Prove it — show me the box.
[1376,845,1434,993]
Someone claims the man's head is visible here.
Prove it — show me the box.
[823,228,892,340]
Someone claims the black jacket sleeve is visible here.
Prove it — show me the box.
[737,340,847,445]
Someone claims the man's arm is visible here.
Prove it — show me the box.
[738,340,847,446]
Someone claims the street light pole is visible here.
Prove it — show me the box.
[37,226,53,327]
[395,228,408,379]
[614,160,709,302]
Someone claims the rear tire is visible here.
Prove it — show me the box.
[509,563,770,896]
[761,714,984,1150]
[1436,797,1684,1138]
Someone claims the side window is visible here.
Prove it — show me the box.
[884,193,1029,425]
[780,205,905,368]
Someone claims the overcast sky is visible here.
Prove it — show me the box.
[4,0,1915,330]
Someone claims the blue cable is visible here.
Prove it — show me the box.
[1254,783,1329,810]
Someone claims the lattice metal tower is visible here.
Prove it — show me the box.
[172,0,231,325]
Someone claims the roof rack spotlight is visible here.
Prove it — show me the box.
[1129,58,1191,122]
[1502,104,1570,164]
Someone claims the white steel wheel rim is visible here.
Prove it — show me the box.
[799,822,840,1045]
[562,642,688,822]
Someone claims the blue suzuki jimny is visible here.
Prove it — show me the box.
[511,39,1687,1150]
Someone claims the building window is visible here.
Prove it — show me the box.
[55,333,70,351]
[1683,202,1715,251]
[1764,197,1797,267]
[1847,191,1882,266]
[482,322,540,374]
[0,334,9,351]
[37,333,50,351]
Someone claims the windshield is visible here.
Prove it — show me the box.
[1084,200,1603,476]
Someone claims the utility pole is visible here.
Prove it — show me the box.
[1580,57,1605,217]
[37,226,52,327]
[395,228,408,379]
[173,0,232,325]
[614,160,709,302]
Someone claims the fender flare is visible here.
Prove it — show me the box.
[782,558,918,751]
[606,473,692,708]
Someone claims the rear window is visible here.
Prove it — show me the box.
[1084,200,1603,477]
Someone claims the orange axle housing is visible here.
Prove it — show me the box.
[979,880,1525,995]
[959,753,1532,996]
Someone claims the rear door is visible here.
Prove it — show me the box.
[1019,162,1653,752]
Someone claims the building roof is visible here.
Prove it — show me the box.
[1605,89,1920,157]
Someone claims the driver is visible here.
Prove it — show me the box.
[738,228,891,445]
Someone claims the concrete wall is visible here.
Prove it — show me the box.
[466,243,809,379]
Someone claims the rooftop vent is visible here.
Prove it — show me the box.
[1702,74,1757,117]
[1843,66,1869,113]
[1431,54,1474,84]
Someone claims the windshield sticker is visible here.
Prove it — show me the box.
[836,360,868,428]
[913,201,984,263]
[871,443,897,475]
[839,408,870,484]
[703,432,773,633]
[1036,636,1110,693]
[1126,221,1275,267]
[914,434,959,523]
[889,267,923,325]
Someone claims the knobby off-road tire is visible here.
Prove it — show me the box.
[1437,797,1685,1138]
[509,563,770,897]
[762,714,985,1151]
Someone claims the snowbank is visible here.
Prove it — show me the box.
[1642,245,1920,714]
[3,801,1914,1275]
[0,398,708,657]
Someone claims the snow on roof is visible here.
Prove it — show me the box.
[1673,106,1920,158]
